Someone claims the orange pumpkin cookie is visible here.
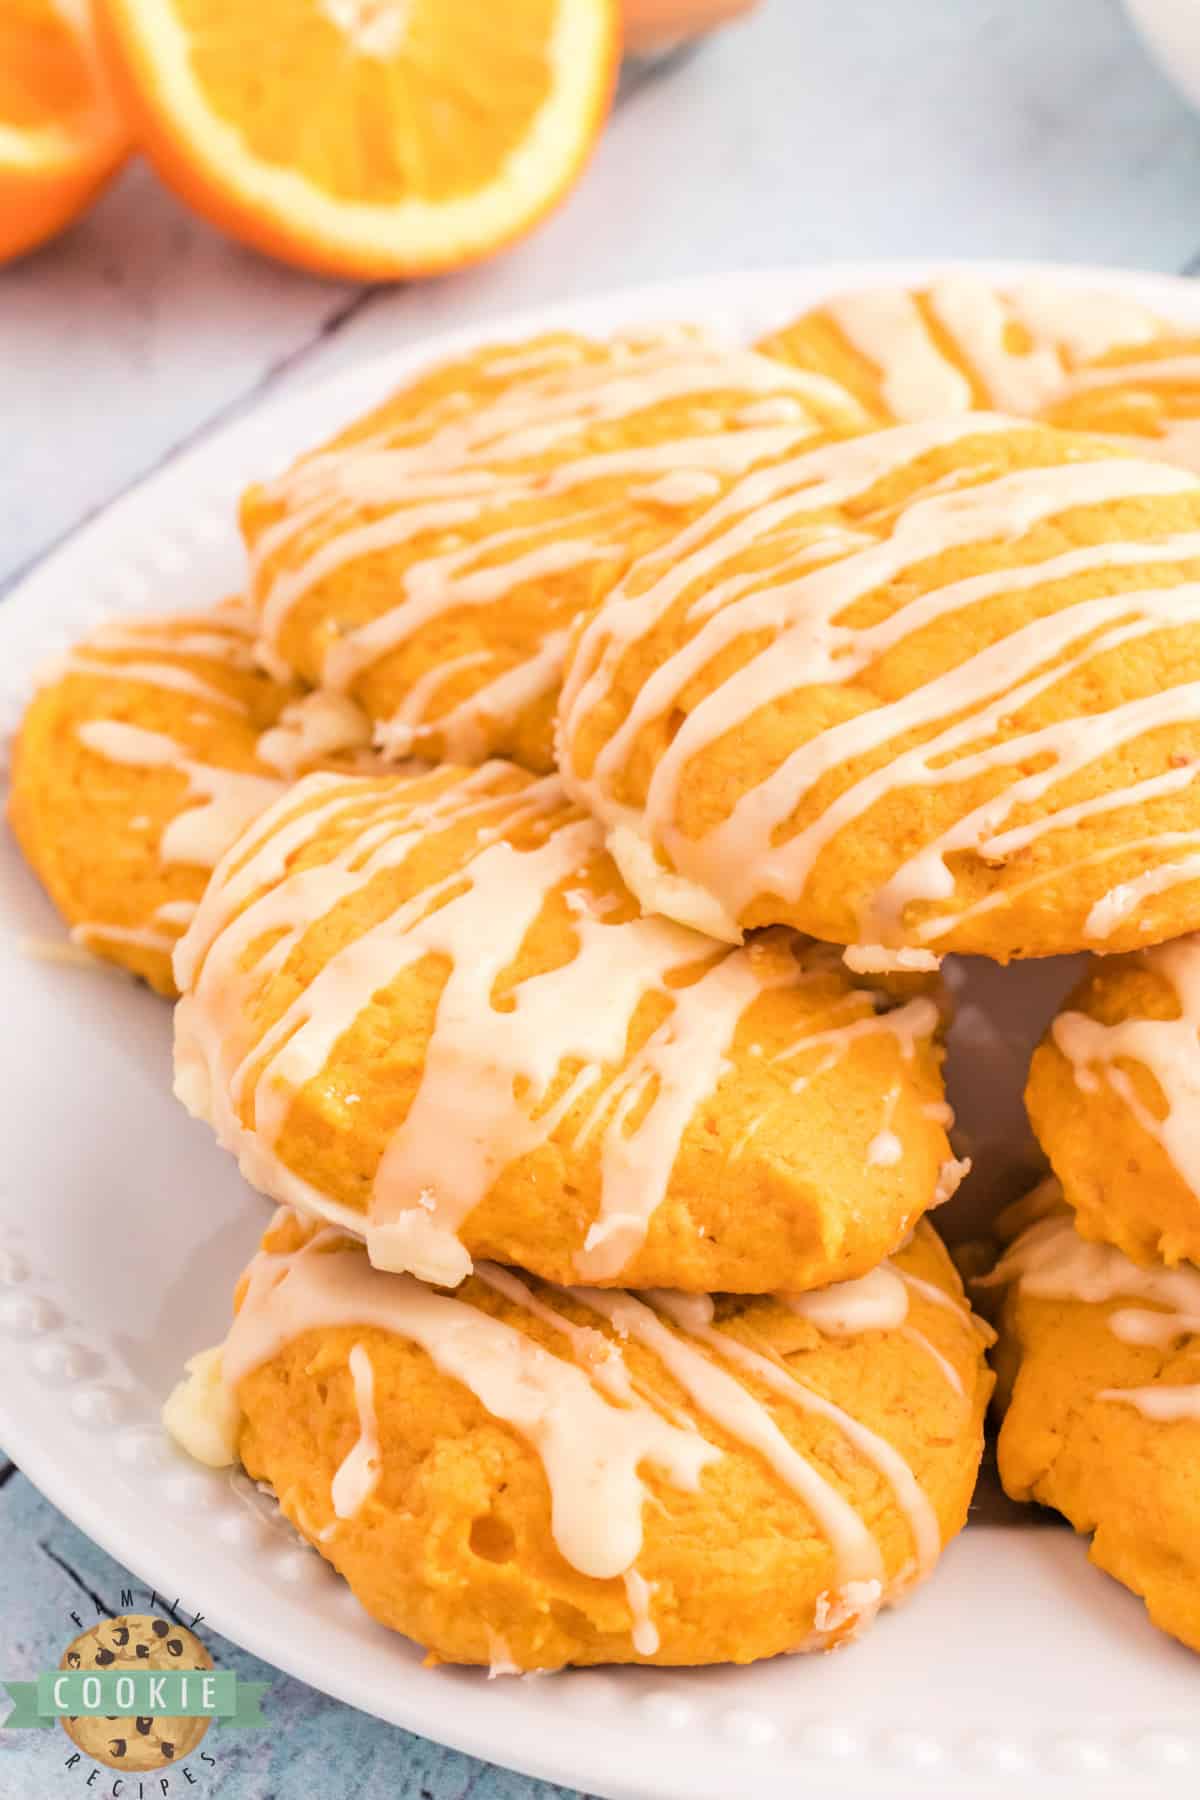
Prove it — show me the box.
[240,329,866,774]
[1043,333,1200,474]
[1027,937,1200,1266]
[173,760,959,1291]
[557,414,1200,963]
[165,1208,992,1670]
[990,1186,1200,1654]
[9,601,372,994]
[758,277,1163,424]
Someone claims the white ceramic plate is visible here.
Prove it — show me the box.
[3,263,1200,1800]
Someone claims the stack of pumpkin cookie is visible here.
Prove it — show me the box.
[986,945,1200,1656]
[760,277,1200,1659]
[17,276,1200,1671]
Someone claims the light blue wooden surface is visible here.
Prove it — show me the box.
[0,1473,594,1798]
[5,1,1200,1794]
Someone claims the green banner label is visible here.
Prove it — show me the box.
[2,1671,267,1730]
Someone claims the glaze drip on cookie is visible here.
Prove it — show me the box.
[785,1258,988,1396]
[557,415,1200,961]
[1052,937,1200,1199]
[173,1211,989,1661]
[1046,339,1200,473]
[173,762,953,1292]
[241,330,867,772]
[76,720,284,866]
[330,1343,382,1520]
[222,1226,720,1583]
[986,1193,1200,1347]
[9,601,375,996]
[759,277,1163,422]
[991,1191,1200,1650]
[1027,939,1200,1266]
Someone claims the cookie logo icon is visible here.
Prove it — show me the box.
[57,1616,213,1773]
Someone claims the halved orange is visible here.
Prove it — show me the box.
[96,0,620,279]
[0,0,132,265]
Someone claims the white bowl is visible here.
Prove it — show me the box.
[1125,0,1200,112]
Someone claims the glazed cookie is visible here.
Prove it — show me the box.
[240,329,866,774]
[757,277,1163,425]
[557,413,1200,964]
[9,602,372,994]
[58,1615,212,1772]
[1027,936,1200,1266]
[1043,334,1200,475]
[988,1185,1200,1654]
[166,1209,993,1670]
[173,760,959,1292]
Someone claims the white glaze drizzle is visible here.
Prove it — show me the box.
[1118,418,1200,476]
[772,993,941,1088]
[475,1263,636,1406]
[986,1203,1200,1423]
[1097,1384,1200,1420]
[866,1086,903,1169]
[1085,853,1200,940]
[644,1289,941,1578]
[155,899,198,927]
[633,471,723,507]
[1057,354,1200,401]
[58,657,250,713]
[984,1206,1200,1346]
[934,1157,973,1206]
[161,1346,241,1467]
[484,1633,520,1679]
[1006,282,1160,364]
[898,1265,980,1319]
[575,949,784,1281]
[77,721,284,867]
[89,604,257,649]
[818,279,1161,420]
[255,690,372,776]
[174,764,529,997]
[844,944,942,975]
[250,336,863,757]
[569,1285,882,1586]
[902,1327,966,1396]
[374,630,570,764]
[558,412,1200,951]
[622,1569,660,1656]
[787,1264,909,1334]
[786,1258,971,1395]
[1052,937,1200,1198]
[56,601,257,673]
[826,287,973,418]
[1050,351,1200,471]
[205,1220,977,1648]
[330,1342,382,1520]
[19,935,108,970]
[71,921,175,955]
[55,611,380,966]
[221,1234,718,1582]
[175,766,930,1286]
[926,277,1071,416]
